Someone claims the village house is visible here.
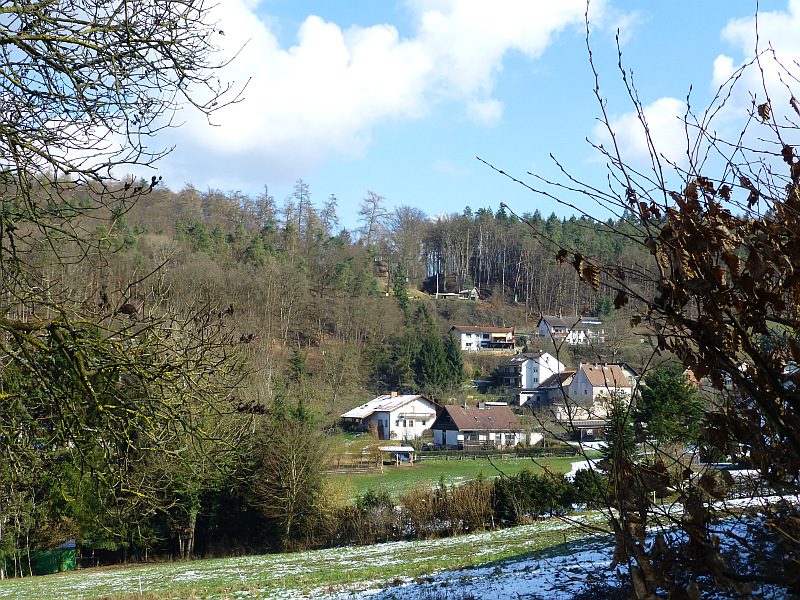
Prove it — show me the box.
[449,325,515,351]
[552,363,632,422]
[529,370,577,407]
[341,393,438,441]
[497,350,565,405]
[430,402,523,450]
[537,315,605,345]
[605,362,640,389]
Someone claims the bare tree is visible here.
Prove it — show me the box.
[357,190,389,249]
[389,205,429,284]
[489,7,800,597]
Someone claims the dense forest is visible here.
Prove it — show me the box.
[96,177,654,339]
[61,178,660,399]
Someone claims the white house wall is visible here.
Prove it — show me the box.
[363,398,436,441]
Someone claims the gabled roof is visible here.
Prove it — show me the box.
[538,315,582,328]
[341,394,435,420]
[450,325,513,334]
[605,362,641,377]
[538,315,602,329]
[435,404,521,432]
[578,364,630,389]
[538,370,577,390]
[499,351,554,368]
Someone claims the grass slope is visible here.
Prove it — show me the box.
[0,513,608,600]
[334,456,578,498]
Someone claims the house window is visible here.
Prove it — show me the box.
[408,420,414,427]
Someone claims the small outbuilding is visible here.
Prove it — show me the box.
[378,445,416,465]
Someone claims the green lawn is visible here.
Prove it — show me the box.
[332,455,582,498]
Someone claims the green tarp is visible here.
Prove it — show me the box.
[29,549,76,575]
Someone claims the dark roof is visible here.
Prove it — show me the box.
[538,315,602,329]
[499,351,550,368]
[433,404,521,432]
[538,370,577,390]
[450,325,513,334]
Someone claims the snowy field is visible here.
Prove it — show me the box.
[0,514,612,600]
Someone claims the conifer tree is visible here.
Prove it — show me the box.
[443,333,466,388]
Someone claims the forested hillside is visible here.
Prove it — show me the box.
[79,179,657,400]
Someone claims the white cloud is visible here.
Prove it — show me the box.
[592,97,689,167]
[408,0,597,96]
[712,1,800,110]
[588,1,800,175]
[466,98,504,126]
[156,0,611,189]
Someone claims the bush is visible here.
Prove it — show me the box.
[572,469,608,507]
[493,469,574,523]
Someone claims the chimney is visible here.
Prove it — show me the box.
[390,391,398,398]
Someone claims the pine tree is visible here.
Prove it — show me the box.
[414,330,449,392]
[443,333,465,388]
[393,263,410,318]
[634,363,703,446]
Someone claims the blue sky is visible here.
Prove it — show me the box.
[144,0,798,232]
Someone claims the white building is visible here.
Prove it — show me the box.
[449,325,514,351]
[554,363,632,420]
[341,393,438,441]
[537,316,605,345]
[497,351,565,405]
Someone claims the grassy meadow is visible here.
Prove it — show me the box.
[332,455,582,498]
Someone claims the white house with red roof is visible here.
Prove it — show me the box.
[449,325,514,351]
[341,393,438,441]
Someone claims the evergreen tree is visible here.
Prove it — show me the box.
[592,296,614,318]
[443,333,465,388]
[633,363,703,446]
[414,330,449,392]
[244,236,267,266]
[288,349,307,383]
[393,262,410,318]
